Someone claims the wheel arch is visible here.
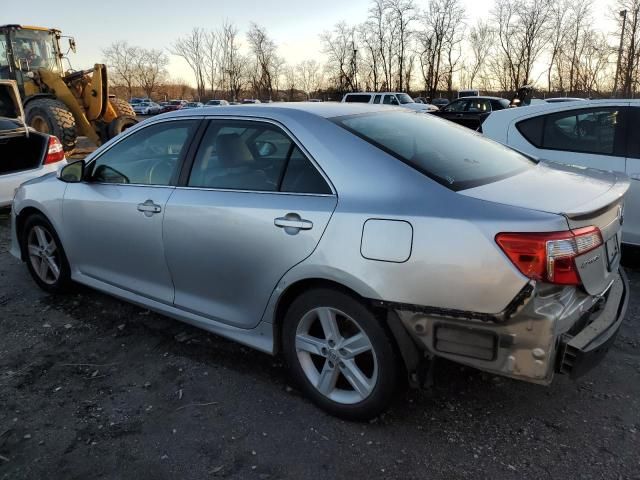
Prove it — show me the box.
[270,275,421,380]
[22,93,57,107]
[15,206,49,261]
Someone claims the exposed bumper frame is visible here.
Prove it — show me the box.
[556,268,629,378]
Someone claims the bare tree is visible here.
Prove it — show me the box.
[616,0,640,97]
[247,23,278,100]
[219,21,245,101]
[467,20,493,89]
[492,0,551,92]
[203,30,221,97]
[321,22,358,92]
[297,59,321,99]
[418,0,465,98]
[171,28,207,99]
[386,0,417,91]
[284,65,298,100]
[103,41,140,99]
[134,49,169,99]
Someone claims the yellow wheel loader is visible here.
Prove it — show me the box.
[0,24,137,151]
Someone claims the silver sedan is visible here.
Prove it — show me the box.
[10,103,629,419]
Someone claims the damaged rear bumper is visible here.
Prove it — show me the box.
[392,269,629,385]
[556,269,628,378]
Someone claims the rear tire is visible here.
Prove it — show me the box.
[282,288,398,420]
[25,98,77,152]
[21,214,72,294]
[109,97,136,118]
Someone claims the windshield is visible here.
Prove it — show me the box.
[333,111,535,191]
[9,29,61,73]
[397,93,414,104]
[170,100,182,105]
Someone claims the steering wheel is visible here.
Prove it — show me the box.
[148,159,175,185]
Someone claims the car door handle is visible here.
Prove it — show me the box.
[274,216,313,230]
[137,200,162,216]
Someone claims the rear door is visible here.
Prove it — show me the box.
[163,118,337,329]
[511,105,627,171]
[623,105,640,245]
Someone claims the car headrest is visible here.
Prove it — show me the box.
[215,133,254,167]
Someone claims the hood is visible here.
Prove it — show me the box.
[460,161,629,218]
[0,80,28,139]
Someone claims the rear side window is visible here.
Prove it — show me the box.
[518,108,624,156]
[344,94,371,103]
[373,95,381,104]
[333,111,534,191]
[280,147,331,194]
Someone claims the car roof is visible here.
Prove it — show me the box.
[344,92,408,95]
[162,102,406,119]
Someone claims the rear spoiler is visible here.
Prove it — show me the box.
[563,173,629,219]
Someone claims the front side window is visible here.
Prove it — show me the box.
[383,95,399,105]
[88,120,197,185]
[333,110,534,191]
[188,120,331,194]
[397,93,414,104]
[373,95,381,104]
[467,99,491,113]
[443,100,468,113]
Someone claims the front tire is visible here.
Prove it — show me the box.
[21,214,72,294]
[282,288,398,420]
[25,98,77,152]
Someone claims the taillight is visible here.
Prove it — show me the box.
[495,226,602,285]
[44,136,65,165]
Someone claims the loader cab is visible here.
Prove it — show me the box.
[0,25,64,97]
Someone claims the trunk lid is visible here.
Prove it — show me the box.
[461,161,628,295]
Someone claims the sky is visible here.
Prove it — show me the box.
[3,0,618,87]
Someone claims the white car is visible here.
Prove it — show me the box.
[482,100,640,245]
[0,80,66,207]
[132,101,161,115]
[342,92,439,112]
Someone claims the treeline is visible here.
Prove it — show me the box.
[103,0,640,101]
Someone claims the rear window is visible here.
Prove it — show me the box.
[333,111,535,191]
[344,94,372,103]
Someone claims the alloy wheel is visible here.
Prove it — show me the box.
[27,225,61,285]
[295,306,378,404]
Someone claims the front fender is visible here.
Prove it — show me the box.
[12,173,67,256]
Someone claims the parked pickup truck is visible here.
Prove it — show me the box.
[0,80,66,207]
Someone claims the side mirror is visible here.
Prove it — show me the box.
[255,141,277,157]
[58,160,84,183]
[68,38,77,54]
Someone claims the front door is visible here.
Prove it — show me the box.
[62,119,200,303]
[163,119,337,328]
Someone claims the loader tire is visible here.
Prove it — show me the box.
[25,98,77,152]
[109,98,136,118]
[107,116,137,139]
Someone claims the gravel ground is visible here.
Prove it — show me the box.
[0,208,639,480]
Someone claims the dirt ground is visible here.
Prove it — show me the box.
[0,208,639,480]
